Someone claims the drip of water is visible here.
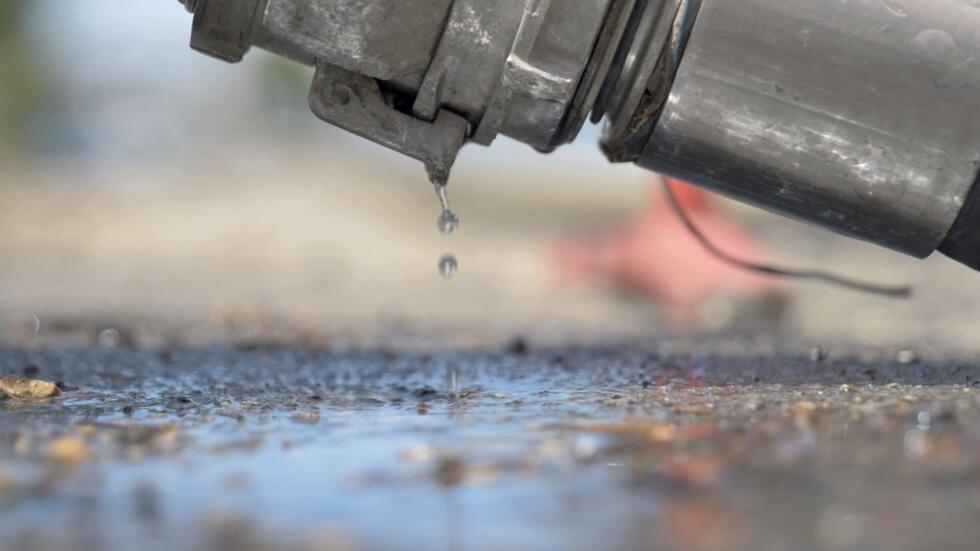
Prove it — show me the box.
[434,184,460,235]
[434,183,460,278]
[445,364,461,398]
[439,254,458,278]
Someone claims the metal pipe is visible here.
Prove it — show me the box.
[630,0,980,257]
[177,0,980,268]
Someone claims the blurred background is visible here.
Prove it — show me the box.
[1,0,978,350]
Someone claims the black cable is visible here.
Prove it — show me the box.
[662,180,913,299]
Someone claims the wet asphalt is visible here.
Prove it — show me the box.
[0,338,979,550]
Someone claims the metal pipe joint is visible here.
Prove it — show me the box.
[179,0,980,268]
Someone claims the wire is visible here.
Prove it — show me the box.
[662,180,913,299]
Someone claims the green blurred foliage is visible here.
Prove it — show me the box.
[0,3,46,156]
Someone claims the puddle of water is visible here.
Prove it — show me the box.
[0,380,630,550]
[4,347,980,550]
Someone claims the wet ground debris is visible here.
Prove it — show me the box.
[0,375,62,399]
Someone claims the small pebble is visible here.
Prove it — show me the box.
[896,350,919,364]
[47,436,90,462]
[0,471,13,494]
[399,443,434,464]
[506,337,529,356]
[0,375,61,399]
[433,456,466,487]
[791,401,820,420]
[13,433,30,456]
[902,429,929,459]
[673,403,716,415]
[289,411,320,424]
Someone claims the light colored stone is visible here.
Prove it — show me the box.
[289,411,320,424]
[46,436,90,462]
[0,375,61,399]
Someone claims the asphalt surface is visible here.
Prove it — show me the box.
[1,339,979,551]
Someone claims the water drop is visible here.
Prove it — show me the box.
[913,29,956,60]
[434,182,450,210]
[445,365,461,397]
[434,183,459,235]
[438,209,459,235]
[916,410,931,431]
[439,254,458,278]
[98,328,120,348]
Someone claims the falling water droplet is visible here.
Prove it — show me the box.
[434,184,459,235]
[445,364,461,398]
[438,209,459,235]
[433,183,460,278]
[439,254,458,278]
[434,182,450,210]
[98,328,121,348]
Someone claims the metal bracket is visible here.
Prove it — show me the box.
[309,62,469,184]
[190,0,262,62]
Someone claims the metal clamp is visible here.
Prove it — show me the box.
[190,0,262,62]
[308,63,470,185]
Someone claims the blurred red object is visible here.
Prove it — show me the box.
[551,176,783,325]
